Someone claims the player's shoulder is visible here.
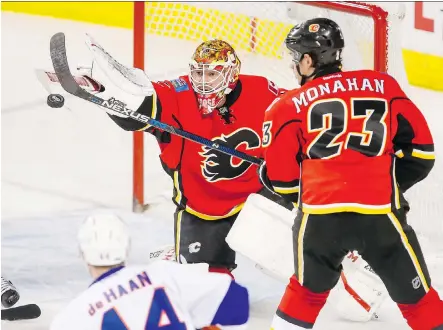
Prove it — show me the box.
[127,261,182,283]
[149,260,209,275]
[117,261,203,282]
[51,266,153,328]
[352,70,407,99]
[155,75,191,93]
[239,74,281,96]
[343,69,402,87]
[148,261,233,283]
[168,75,192,93]
[239,74,268,84]
[238,74,271,91]
[140,260,174,274]
[263,87,300,124]
[50,287,95,330]
[270,85,302,107]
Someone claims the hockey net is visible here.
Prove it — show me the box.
[133,2,442,249]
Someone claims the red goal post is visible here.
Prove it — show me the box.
[131,1,407,213]
[133,1,145,213]
[301,2,388,72]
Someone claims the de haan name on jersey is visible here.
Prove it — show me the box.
[87,271,151,316]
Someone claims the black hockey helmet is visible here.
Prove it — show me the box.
[285,17,344,70]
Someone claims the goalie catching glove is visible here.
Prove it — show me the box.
[80,34,155,118]
[35,34,152,117]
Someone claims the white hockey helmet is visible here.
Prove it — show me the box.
[77,213,131,267]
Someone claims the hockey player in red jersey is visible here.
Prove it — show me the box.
[259,18,443,330]
[80,36,289,277]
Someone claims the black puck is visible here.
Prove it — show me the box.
[47,94,65,108]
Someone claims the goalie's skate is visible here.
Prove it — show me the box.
[1,277,20,308]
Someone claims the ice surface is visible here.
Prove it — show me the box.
[2,12,442,330]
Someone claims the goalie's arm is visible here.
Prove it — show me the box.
[107,82,176,144]
[83,34,177,143]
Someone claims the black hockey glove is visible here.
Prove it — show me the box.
[258,161,275,193]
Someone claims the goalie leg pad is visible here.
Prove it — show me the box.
[148,245,176,262]
[225,193,296,282]
[331,252,388,322]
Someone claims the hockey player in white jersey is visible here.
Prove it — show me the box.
[50,214,249,330]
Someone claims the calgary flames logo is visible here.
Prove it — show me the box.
[308,23,320,33]
[199,128,261,182]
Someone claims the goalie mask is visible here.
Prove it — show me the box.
[189,40,241,115]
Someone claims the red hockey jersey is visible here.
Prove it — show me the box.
[141,75,283,219]
[262,70,435,215]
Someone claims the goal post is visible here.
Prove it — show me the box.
[132,1,407,212]
[133,1,146,213]
[294,1,388,72]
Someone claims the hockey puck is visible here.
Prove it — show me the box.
[47,94,65,108]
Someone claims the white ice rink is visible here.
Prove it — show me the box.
[2,12,443,330]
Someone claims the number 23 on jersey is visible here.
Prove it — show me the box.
[262,98,388,159]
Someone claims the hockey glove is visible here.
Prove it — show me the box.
[258,161,275,193]
[84,34,155,118]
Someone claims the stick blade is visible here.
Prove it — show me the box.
[1,304,41,321]
[49,32,87,98]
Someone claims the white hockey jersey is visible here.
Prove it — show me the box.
[50,261,249,330]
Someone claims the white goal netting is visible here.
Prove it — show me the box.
[143,2,408,88]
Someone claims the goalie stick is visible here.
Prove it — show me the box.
[49,32,262,166]
[1,304,41,321]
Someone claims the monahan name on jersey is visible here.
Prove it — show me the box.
[292,75,385,113]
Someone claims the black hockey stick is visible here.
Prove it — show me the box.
[49,32,263,166]
[1,304,41,321]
